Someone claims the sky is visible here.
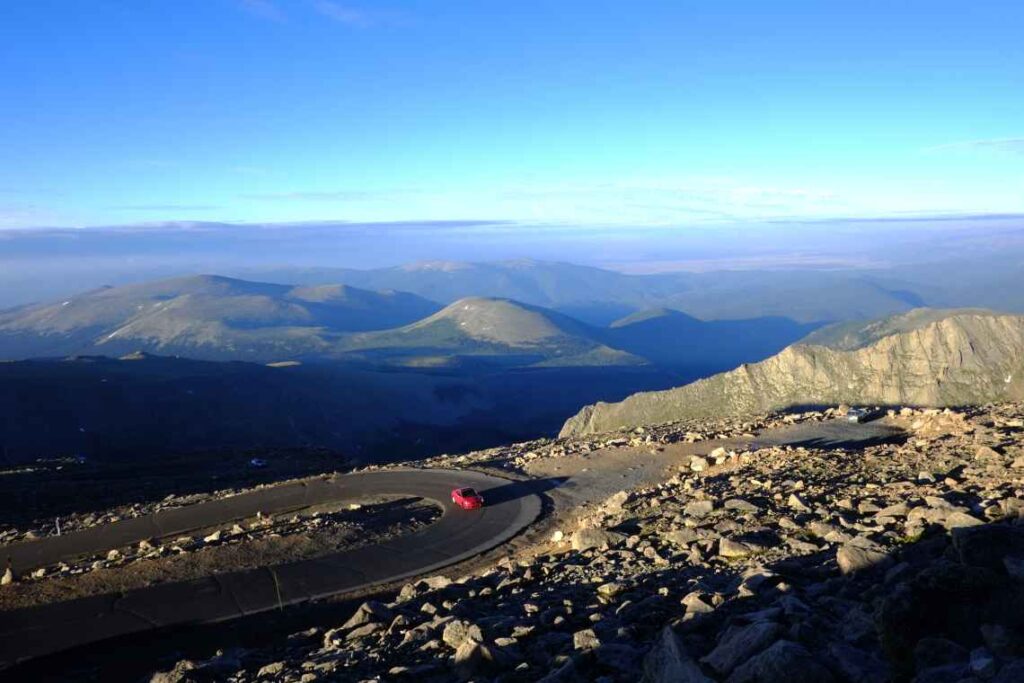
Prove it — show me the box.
[1,0,1023,229]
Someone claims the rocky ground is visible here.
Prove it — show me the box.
[144,403,1024,683]
[0,497,438,611]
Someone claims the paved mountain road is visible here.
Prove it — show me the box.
[0,469,544,669]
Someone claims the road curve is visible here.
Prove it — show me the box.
[0,469,544,669]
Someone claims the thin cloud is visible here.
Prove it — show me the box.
[311,1,403,27]
[768,211,1024,225]
[237,0,285,22]
[240,189,415,202]
[928,137,1024,155]
[108,204,221,212]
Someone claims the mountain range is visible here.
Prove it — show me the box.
[0,274,817,373]
[243,259,933,325]
[561,308,1024,436]
[9,269,1022,465]
[0,276,440,362]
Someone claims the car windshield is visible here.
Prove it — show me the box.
[461,488,478,497]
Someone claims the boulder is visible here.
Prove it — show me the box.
[724,498,759,514]
[952,523,1024,573]
[571,526,626,551]
[787,494,810,512]
[603,490,631,512]
[726,640,835,683]
[836,543,892,574]
[684,500,715,518]
[664,529,700,547]
[718,538,754,559]
[573,629,600,650]
[442,619,484,649]
[641,626,713,683]
[256,662,285,678]
[343,601,394,630]
[702,621,782,675]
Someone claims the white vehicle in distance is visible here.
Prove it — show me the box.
[846,408,870,423]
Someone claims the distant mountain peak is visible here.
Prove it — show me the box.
[609,307,699,328]
[404,296,585,344]
[341,295,643,368]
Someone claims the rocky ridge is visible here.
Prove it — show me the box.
[561,310,1024,437]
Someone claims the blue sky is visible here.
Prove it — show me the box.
[1,0,1022,228]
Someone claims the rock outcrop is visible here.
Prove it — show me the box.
[562,310,1024,436]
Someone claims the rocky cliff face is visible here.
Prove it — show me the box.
[561,310,1024,437]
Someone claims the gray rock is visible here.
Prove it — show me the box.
[571,526,626,551]
[685,500,715,518]
[148,660,198,683]
[943,511,985,530]
[702,621,782,675]
[724,498,759,514]
[345,622,381,640]
[681,591,715,616]
[641,626,713,683]
[976,446,1003,460]
[603,490,631,512]
[953,524,1024,572]
[787,494,810,511]
[453,640,497,678]
[836,543,892,574]
[664,529,700,547]
[256,662,285,678]
[442,619,484,649]
[343,600,394,630]
[726,640,836,683]
[573,629,600,650]
[718,538,754,559]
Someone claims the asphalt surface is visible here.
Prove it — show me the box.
[750,417,907,450]
[0,469,544,669]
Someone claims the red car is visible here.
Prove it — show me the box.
[451,487,485,510]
